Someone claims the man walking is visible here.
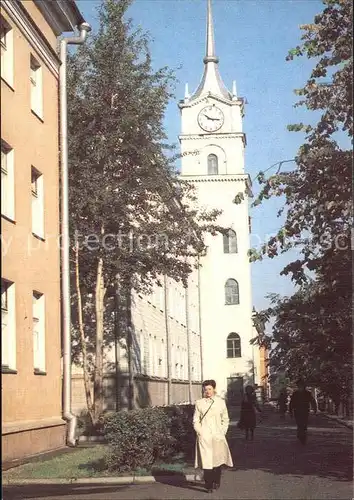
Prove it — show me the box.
[289,379,317,444]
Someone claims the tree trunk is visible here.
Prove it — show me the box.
[74,239,94,423]
[93,254,106,424]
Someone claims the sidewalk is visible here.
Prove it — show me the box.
[321,412,353,429]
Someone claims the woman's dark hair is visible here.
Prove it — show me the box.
[202,379,216,389]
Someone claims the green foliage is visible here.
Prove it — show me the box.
[104,404,194,471]
[67,0,221,421]
[68,0,220,295]
[250,0,352,400]
[162,404,195,459]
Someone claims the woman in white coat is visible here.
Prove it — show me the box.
[193,380,233,492]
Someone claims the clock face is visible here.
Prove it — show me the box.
[197,105,224,132]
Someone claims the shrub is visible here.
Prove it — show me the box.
[104,407,174,471]
[77,410,105,437]
[162,404,195,459]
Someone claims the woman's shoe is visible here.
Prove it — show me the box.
[213,483,220,490]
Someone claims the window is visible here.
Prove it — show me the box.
[227,333,241,358]
[223,229,237,253]
[225,279,239,305]
[1,15,13,86]
[207,154,218,175]
[1,279,16,370]
[1,140,15,220]
[31,166,44,238]
[30,54,43,118]
[33,291,45,373]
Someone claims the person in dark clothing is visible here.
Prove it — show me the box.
[289,380,317,444]
[278,389,288,419]
[239,385,262,441]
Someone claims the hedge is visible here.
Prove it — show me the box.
[104,404,195,472]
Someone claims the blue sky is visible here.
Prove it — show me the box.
[76,0,323,313]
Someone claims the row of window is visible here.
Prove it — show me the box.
[1,278,46,373]
[135,332,201,381]
[1,139,44,236]
[1,16,43,118]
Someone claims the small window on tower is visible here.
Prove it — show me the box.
[207,154,218,175]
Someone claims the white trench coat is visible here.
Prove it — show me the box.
[193,396,233,470]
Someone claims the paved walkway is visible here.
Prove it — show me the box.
[3,411,353,500]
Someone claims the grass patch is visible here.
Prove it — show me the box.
[3,446,194,480]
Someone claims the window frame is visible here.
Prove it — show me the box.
[1,278,16,371]
[30,54,43,119]
[223,229,238,254]
[0,15,13,87]
[225,278,240,305]
[226,332,241,358]
[1,140,15,221]
[32,290,46,373]
[207,153,218,175]
[31,166,44,238]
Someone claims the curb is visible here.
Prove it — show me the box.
[321,413,353,430]
[3,473,200,486]
[78,436,106,443]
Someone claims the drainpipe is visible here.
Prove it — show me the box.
[197,256,204,385]
[185,284,192,403]
[164,275,172,405]
[60,23,91,447]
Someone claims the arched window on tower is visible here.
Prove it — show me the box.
[207,154,218,175]
[227,333,241,358]
[223,229,237,253]
[225,279,239,305]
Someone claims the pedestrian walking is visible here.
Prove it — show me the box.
[238,385,262,441]
[278,389,288,419]
[289,379,317,444]
[193,380,233,493]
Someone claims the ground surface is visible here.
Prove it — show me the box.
[3,411,353,500]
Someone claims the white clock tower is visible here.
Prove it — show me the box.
[179,0,258,401]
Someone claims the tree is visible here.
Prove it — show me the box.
[240,0,352,400]
[67,0,220,425]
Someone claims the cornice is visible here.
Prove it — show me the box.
[2,0,61,77]
[179,132,247,147]
[179,174,249,183]
[179,173,253,195]
[34,0,85,36]
[179,92,244,109]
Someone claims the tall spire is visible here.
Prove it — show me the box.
[188,0,231,102]
[204,0,219,64]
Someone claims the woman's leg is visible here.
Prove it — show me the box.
[213,466,222,488]
[203,469,213,491]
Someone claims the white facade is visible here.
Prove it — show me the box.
[178,0,258,398]
[72,0,261,411]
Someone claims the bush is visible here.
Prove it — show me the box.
[77,410,105,437]
[104,407,174,471]
[162,404,195,459]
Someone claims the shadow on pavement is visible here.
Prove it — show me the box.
[2,484,130,500]
[228,412,353,483]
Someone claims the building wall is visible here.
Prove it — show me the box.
[1,0,67,462]
[71,268,203,414]
[179,141,254,396]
